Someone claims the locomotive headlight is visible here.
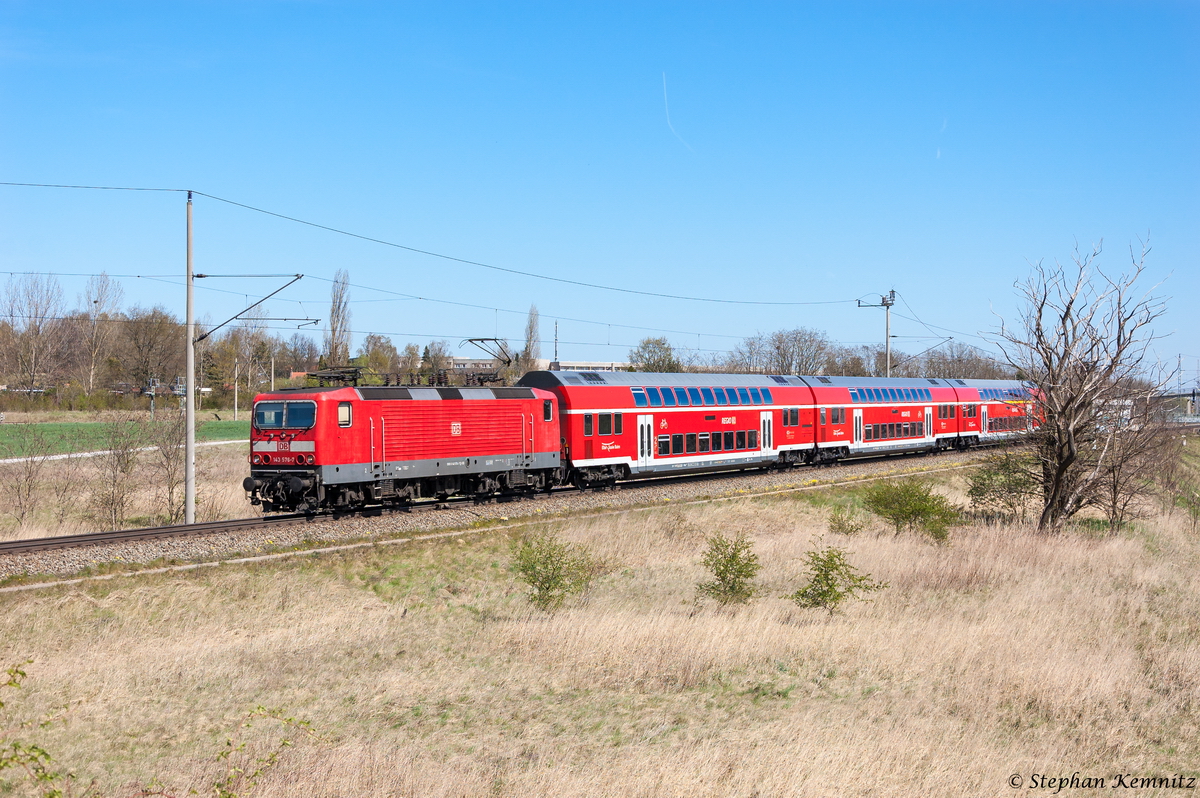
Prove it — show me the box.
[306,454,315,464]
[252,454,262,465]
[262,455,271,465]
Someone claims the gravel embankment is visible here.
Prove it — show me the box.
[0,451,983,584]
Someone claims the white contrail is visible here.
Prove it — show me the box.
[662,73,694,152]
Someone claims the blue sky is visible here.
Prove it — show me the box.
[1,2,1197,377]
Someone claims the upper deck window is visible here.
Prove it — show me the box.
[701,388,715,405]
[632,388,648,408]
[761,388,773,404]
[254,400,316,430]
[737,388,752,405]
[647,388,663,407]
[749,388,763,405]
[674,387,690,407]
[688,387,704,406]
[714,388,729,406]
[662,388,677,407]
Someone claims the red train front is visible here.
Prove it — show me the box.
[243,385,562,512]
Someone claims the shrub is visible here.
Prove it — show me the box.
[789,540,887,614]
[862,479,960,542]
[827,505,866,535]
[966,451,1038,520]
[511,530,604,611]
[696,532,761,605]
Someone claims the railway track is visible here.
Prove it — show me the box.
[0,448,982,558]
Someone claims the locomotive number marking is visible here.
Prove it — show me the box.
[450,422,462,436]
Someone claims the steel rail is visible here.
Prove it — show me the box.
[0,448,985,557]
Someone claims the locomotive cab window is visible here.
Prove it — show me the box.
[544,400,553,422]
[255,402,285,429]
[337,402,353,428]
[254,400,316,430]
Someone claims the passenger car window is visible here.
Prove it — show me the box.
[686,433,697,453]
[701,388,715,405]
[657,435,670,456]
[632,389,648,408]
[614,414,623,434]
[599,414,612,435]
[735,431,747,449]
[761,388,773,404]
[723,431,735,450]
[749,388,762,404]
[737,388,752,405]
[725,388,739,405]
[662,388,677,407]
[337,402,353,427]
[748,430,758,448]
[647,387,663,407]
[674,388,690,407]
[584,414,593,436]
[714,388,729,405]
[671,434,684,454]
[688,387,703,406]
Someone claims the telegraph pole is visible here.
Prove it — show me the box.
[858,290,896,377]
[185,192,196,524]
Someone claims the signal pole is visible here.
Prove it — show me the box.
[185,192,196,524]
[858,290,896,377]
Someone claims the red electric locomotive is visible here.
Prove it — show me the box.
[243,385,562,512]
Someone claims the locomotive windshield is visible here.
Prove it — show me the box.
[254,400,316,430]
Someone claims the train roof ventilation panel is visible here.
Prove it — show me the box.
[580,372,607,384]
[769,375,789,384]
[927,379,941,385]
[815,376,833,384]
[955,379,967,386]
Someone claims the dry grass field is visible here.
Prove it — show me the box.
[2,474,1197,797]
[0,440,253,540]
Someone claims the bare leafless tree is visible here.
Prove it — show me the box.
[90,416,146,530]
[77,273,124,394]
[994,240,1168,531]
[399,343,422,384]
[3,273,65,393]
[1094,400,1181,531]
[147,412,188,523]
[520,305,540,375]
[324,269,352,366]
[0,423,51,527]
[422,340,451,383]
